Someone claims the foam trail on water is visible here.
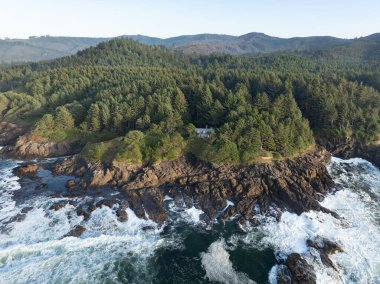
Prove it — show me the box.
[0,160,21,224]
[201,239,256,284]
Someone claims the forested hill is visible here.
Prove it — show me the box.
[0,36,108,64]
[1,33,379,63]
[0,37,379,165]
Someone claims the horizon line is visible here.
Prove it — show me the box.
[1,32,379,41]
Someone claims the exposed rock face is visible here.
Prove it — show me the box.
[320,139,380,168]
[51,147,335,224]
[1,134,79,159]
[0,121,28,145]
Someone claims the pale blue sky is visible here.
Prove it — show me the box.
[1,0,379,39]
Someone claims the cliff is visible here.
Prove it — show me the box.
[0,134,82,159]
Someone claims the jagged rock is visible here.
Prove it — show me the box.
[15,164,39,176]
[123,188,167,224]
[51,147,335,224]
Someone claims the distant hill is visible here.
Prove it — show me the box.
[1,33,379,63]
[0,36,108,63]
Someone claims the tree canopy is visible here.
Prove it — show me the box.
[0,38,379,164]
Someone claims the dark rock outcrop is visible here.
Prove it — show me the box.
[277,253,317,284]
[51,147,335,224]
[277,237,343,283]
[1,134,83,159]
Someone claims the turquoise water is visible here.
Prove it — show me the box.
[0,157,379,283]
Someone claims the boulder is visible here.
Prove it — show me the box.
[64,225,86,237]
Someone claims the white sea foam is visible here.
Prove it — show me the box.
[166,198,206,225]
[184,206,205,223]
[0,160,164,284]
[0,160,21,224]
[0,204,163,284]
[201,239,256,284]
[237,157,380,283]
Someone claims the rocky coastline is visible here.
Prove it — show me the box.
[1,121,376,283]
[319,138,380,169]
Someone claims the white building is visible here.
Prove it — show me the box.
[195,128,214,138]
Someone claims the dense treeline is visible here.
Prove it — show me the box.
[0,38,379,164]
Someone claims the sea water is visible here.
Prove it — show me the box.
[0,157,379,283]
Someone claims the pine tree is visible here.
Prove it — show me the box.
[55,106,74,130]
[87,104,101,131]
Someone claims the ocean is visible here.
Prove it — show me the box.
[0,156,379,283]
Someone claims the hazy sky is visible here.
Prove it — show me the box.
[1,0,379,39]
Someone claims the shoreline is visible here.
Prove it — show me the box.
[1,121,378,283]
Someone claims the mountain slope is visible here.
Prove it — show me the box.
[2,33,379,63]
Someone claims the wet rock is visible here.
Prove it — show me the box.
[64,225,86,237]
[123,187,167,224]
[95,199,118,209]
[116,201,129,222]
[307,237,343,270]
[7,213,27,223]
[280,253,316,284]
[21,207,33,214]
[307,237,343,255]
[142,225,156,232]
[276,264,292,284]
[49,200,76,211]
[76,205,90,220]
